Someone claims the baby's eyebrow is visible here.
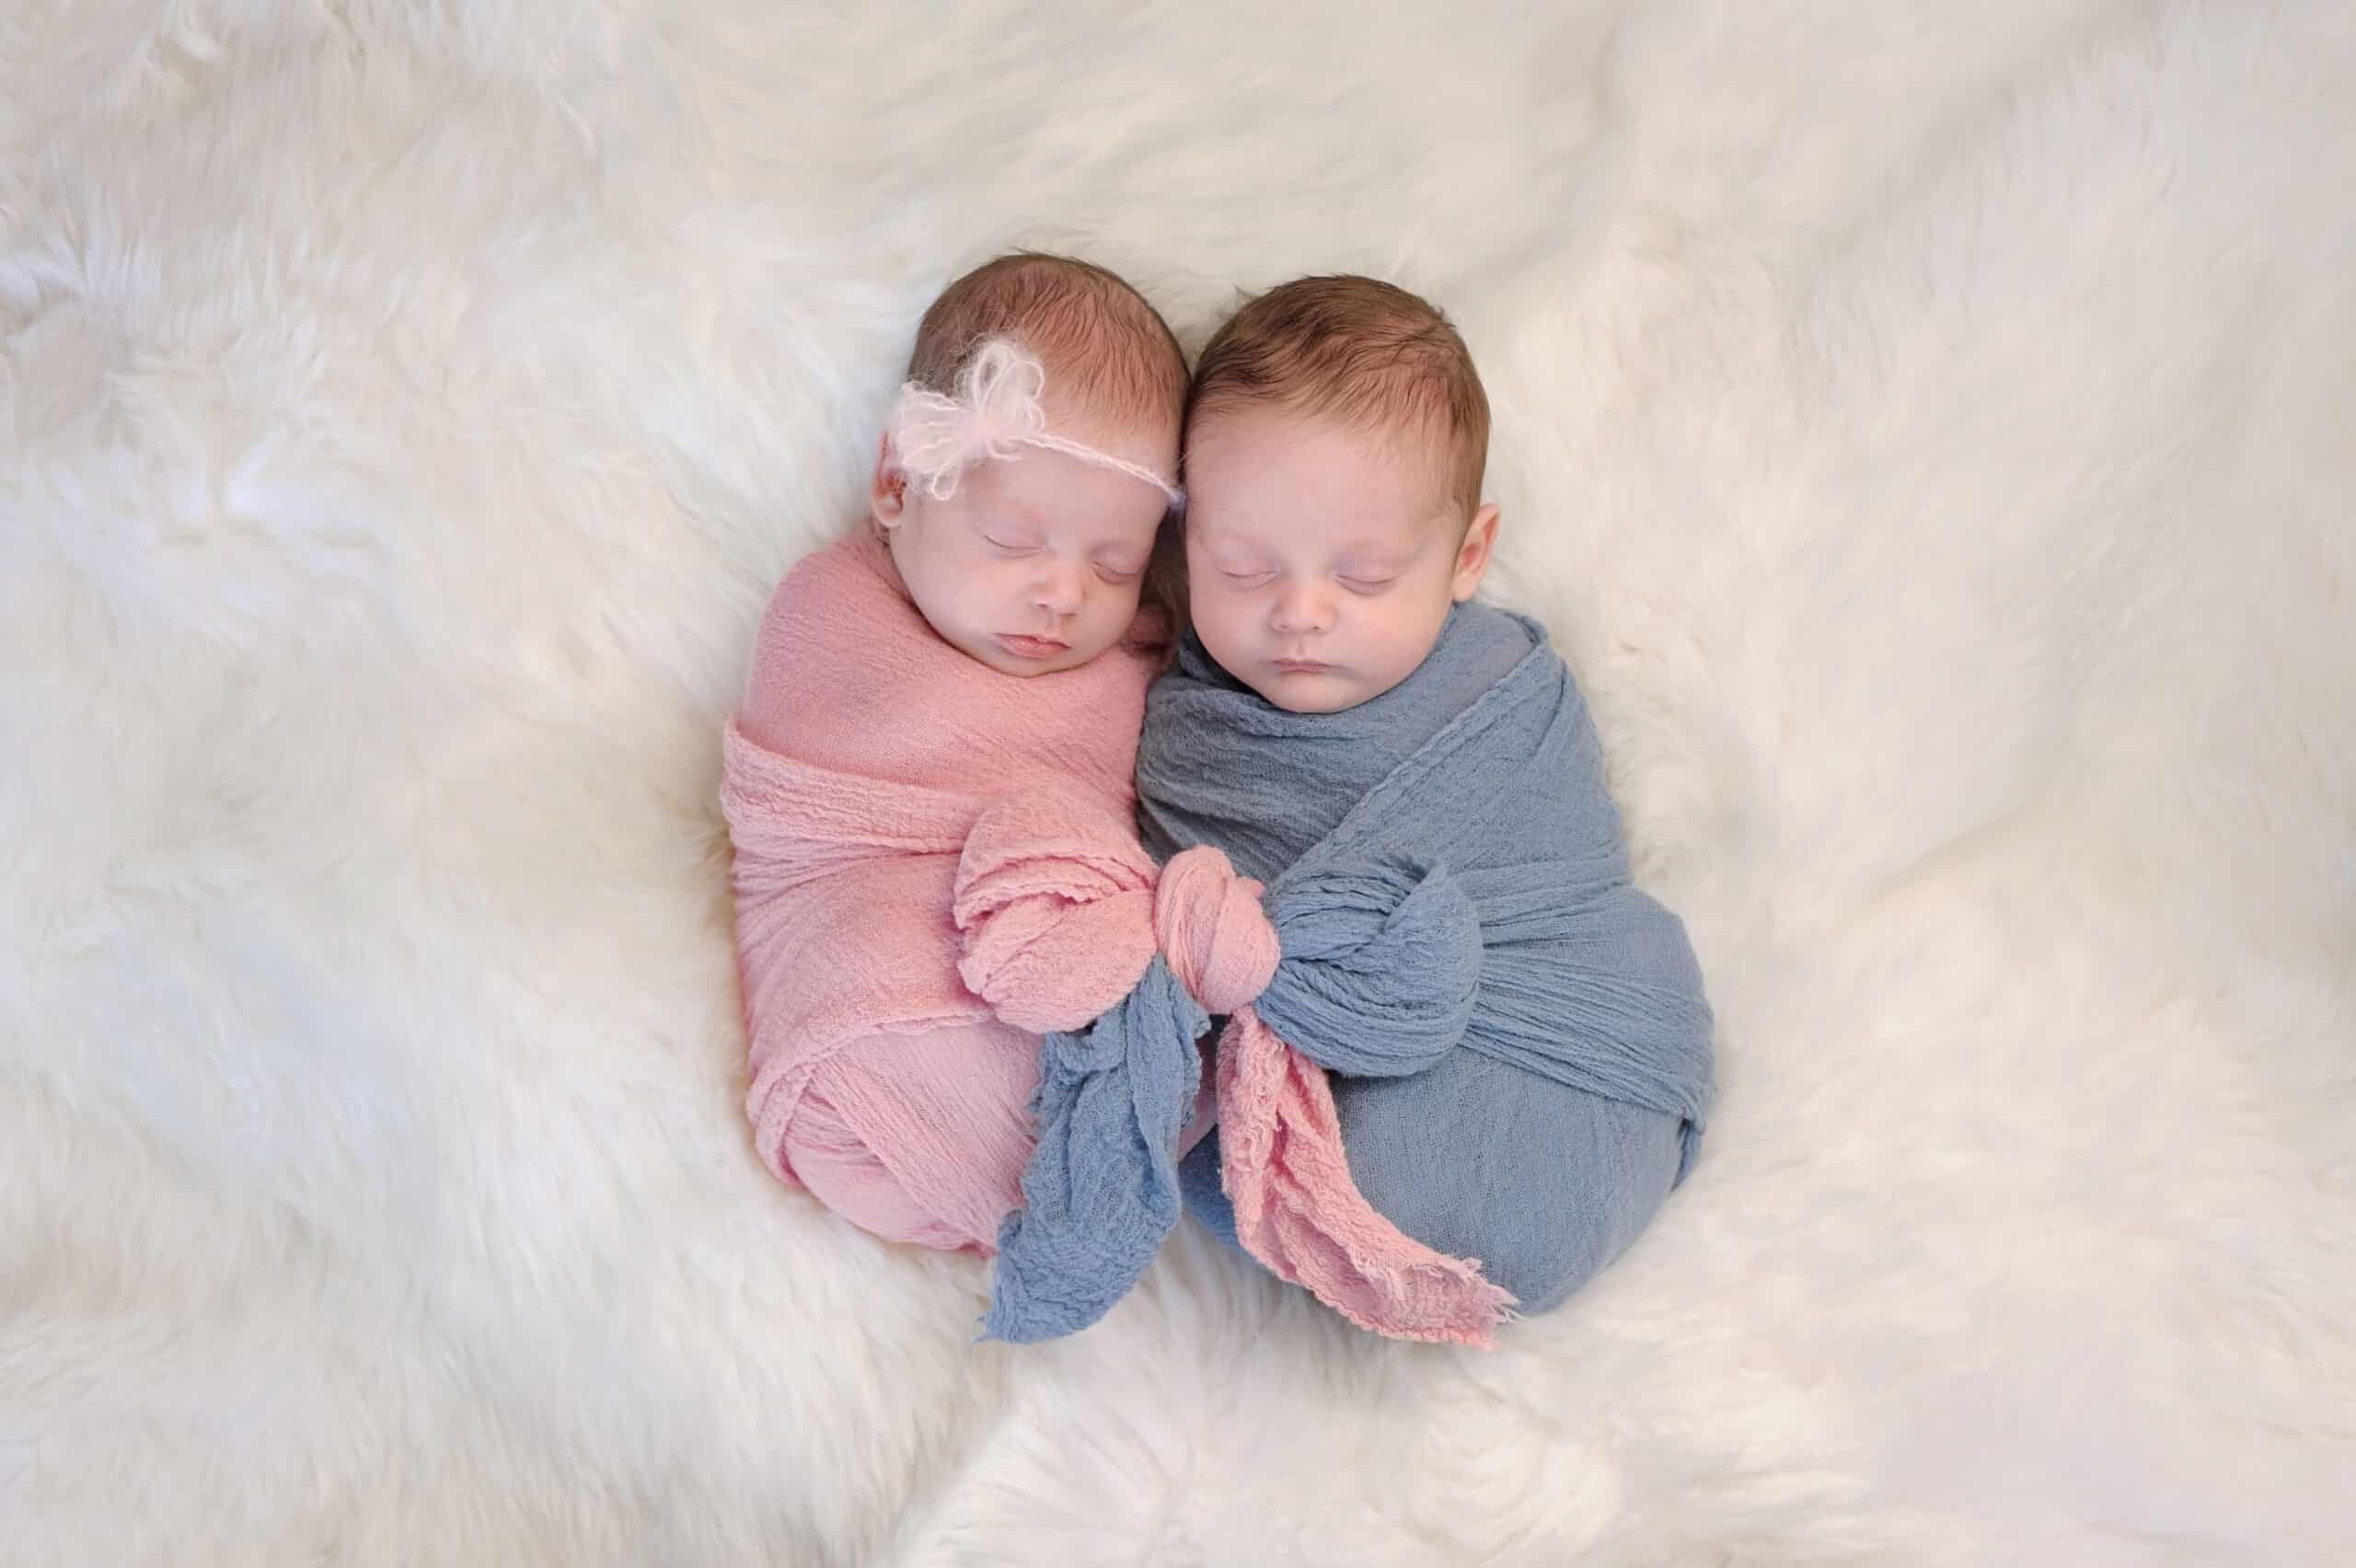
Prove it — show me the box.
[972,520,1048,549]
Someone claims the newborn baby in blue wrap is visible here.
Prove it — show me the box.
[1154,274,1716,1317]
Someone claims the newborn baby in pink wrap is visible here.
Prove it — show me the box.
[722,253,1190,1251]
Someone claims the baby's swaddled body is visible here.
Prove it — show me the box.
[1151,602,1693,1313]
[721,252,1193,1255]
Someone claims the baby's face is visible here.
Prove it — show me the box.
[1184,409,1496,713]
[876,411,1174,678]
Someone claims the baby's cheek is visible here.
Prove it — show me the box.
[1357,599,1435,675]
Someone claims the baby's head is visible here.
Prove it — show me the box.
[873,253,1187,677]
[1183,275,1497,713]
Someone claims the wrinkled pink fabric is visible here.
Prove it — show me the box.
[949,801,1225,1191]
[786,1021,1038,1251]
[721,525,1169,1251]
[1153,848,1514,1347]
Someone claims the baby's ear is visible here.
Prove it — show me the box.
[871,433,908,528]
[1451,503,1501,602]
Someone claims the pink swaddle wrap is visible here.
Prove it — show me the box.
[722,525,1177,1251]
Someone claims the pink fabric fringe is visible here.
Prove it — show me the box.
[1153,848,1515,1347]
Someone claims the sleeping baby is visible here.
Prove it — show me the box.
[721,252,1191,1255]
[987,276,1716,1344]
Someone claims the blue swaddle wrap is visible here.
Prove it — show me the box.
[983,603,1715,1341]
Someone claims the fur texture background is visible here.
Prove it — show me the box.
[4,2,2350,1562]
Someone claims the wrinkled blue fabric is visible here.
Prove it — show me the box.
[982,957,1205,1342]
[983,603,1715,1341]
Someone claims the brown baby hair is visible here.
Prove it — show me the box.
[1185,273,1491,521]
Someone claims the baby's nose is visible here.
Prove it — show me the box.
[1031,559,1085,614]
[1270,582,1334,633]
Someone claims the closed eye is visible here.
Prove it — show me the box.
[981,531,1042,555]
[1094,562,1145,585]
[1220,570,1276,589]
[1339,576,1399,594]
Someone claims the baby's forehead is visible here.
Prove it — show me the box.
[965,450,1165,536]
[1188,405,1455,515]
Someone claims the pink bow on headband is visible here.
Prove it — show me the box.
[888,339,1184,508]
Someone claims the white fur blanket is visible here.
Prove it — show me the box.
[3,2,2350,1562]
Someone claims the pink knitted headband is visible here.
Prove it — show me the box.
[888,338,1184,509]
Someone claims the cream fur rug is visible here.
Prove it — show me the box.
[4,2,2351,1562]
